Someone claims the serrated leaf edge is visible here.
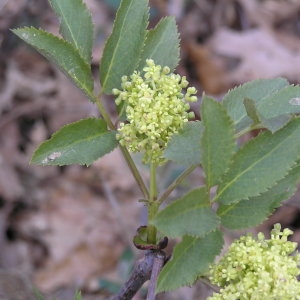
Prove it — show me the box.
[31,118,117,166]
[157,237,200,292]
[257,84,300,118]
[215,120,300,204]
[13,27,94,98]
[222,78,289,127]
[157,230,224,292]
[218,162,300,229]
[100,0,149,91]
[217,158,299,206]
[48,0,94,63]
[139,16,180,70]
[220,201,280,231]
[201,96,236,188]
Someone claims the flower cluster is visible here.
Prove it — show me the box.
[113,59,197,165]
[209,224,300,300]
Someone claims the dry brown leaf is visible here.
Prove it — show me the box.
[0,270,35,300]
[186,42,234,94]
[208,28,300,83]
[32,173,125,292]
[238,0,300,28]
[93,149,137,191]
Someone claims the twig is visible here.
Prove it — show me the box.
[146,251,165,300]
[158,165,197,204]
[111,250,167,300]
[110,251,156,300]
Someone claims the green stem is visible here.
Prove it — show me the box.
[234,124,264,139]
[147,163,158,244]
[91,93,149,199]
[120,145,149,199]
[158,165,197,204]
[150,163,157,202]
[96,99,116,130]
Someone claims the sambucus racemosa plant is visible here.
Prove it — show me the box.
[13,0,300,298]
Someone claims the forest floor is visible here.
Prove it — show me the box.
[1,0,300,299]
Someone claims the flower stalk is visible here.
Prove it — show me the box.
[147,163,158,244]
[90,93,150,199]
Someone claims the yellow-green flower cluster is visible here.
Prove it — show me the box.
[209,224,300,300]
[113,59,197,165]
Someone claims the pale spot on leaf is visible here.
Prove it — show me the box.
[289,98,300,105]
[42,152,62,164]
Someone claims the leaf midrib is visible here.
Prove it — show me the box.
[215,127,298,202]
[101,1,134,89]
[56,3,79,49]
[14,28,93,95]
[146,18,168,58]
[42,130,112,156]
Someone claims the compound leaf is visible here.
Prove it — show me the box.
[201,96,235,187]
[12,27,94,98]
[48,0,93,63]
[164,121,203,166]
[100,0,148,94]
[222,78,288,132]
[138,17,179,71]
[31,118,118,166]
[218,162,300,230]
[153,188,220,238]
[215,117,300,205]
[156,230,223,292]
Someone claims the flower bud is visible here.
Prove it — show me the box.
[209,224,300,299]
[114,59,198,165]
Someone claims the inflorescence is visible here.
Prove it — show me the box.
[208,224,300,300]
[113,59,197,165]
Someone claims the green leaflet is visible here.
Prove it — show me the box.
[137,17,179,71]
[153,188,220,238]
[100,0,148,94]
[243,98,291,133]
[222,78,288,132]
[164,121,203,166]
[48,0,93,63]
[156,230,223,293]
[201,96,235,187]
[12,27,94,98]
[31,118,118,166]
[215,117,300,205]
[257,85,300,119]
[243,98,261,125]
[260,115,292,133]
[218,163,300,230]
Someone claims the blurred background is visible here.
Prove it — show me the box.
[0,0,300,299]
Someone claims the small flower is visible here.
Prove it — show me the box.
[114,59,197,165]
[208,224,300,300]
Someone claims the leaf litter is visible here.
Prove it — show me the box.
[1,0,300,299]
